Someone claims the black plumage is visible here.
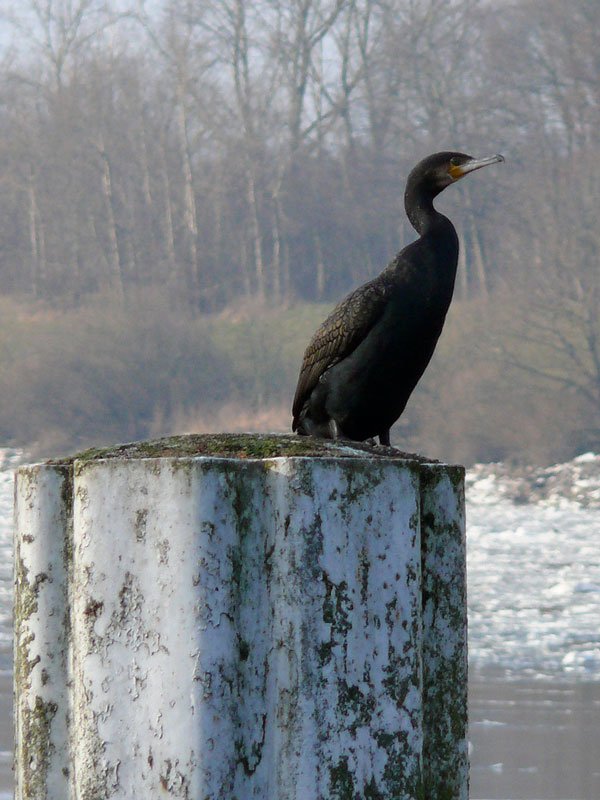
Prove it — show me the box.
[292,150,504,445]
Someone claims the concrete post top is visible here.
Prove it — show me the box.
[44,431,463,472]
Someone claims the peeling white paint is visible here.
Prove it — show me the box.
[15,448,467,799]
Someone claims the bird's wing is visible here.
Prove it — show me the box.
[292,277,392,427]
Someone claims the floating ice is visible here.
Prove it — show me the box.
[467,454,600,679]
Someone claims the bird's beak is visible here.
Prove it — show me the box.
[450,154,505,180]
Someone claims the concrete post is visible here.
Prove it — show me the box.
[14,434,467,800]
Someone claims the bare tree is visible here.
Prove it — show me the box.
[1,0,126,89]
[499,149,600,438]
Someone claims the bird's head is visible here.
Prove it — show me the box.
[409,151,505,195]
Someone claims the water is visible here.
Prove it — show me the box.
[1,449,599,797]
[469,679,600,800]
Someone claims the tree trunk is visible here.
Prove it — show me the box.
[246,165,265,300]
[176,92,200,303]
[97,139,125,302]
[159,140,177,286]
[27,165,46,297]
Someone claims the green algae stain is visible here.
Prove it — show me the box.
[420,465,468,800]
[226,468,257,536]
[50,432,432,465]
[14,555,48,695]
[329,755,356,799]
[18,696,59,797]
[358,546,370,605]
[337,681,376,736]
[363,775,385,799]
[15,557,40,628]
[317,640,333,667]
[65,433,336,463]
[321,572,352,635]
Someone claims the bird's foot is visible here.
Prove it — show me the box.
[379,430,391,446]
[328,419,340,440]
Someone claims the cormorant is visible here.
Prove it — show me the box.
[292,151,504,445]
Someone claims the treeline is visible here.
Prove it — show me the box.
[0,0,595,307]
[0,0,598,461]
[0,290,594,464]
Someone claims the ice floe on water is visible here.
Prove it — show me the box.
[467,452,600,509]
[0,447,599,679]
[467,453,600,679]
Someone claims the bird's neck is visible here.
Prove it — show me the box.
[404,181,445,235]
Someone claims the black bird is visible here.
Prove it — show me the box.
[292,151,504,445]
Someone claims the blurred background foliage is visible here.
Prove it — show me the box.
[0,0,598,463]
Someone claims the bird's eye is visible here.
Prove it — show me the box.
[450,157,461,166]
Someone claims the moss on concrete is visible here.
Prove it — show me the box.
[420,464,468,800]
[14,550,57,796]
[48,432,440,465]
[18,696,59,797]
[14,556,48,696]
[329,755,356,799]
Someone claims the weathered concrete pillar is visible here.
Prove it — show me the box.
[14,434,467,800]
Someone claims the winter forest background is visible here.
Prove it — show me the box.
[0,0,598,464]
